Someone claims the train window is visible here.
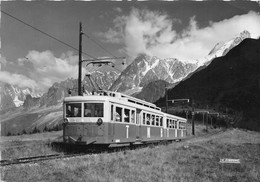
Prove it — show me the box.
[147,114,151,125]
[111,105,114,121]
[174,120,177,129]
[160,117,163,126]
[143,113,146,125]
[182,122,186,129]
[131,110,135,124]
[155,116,159,126]
[179,122,183,129]
[66,103,82,117]
[166,119,169,128]
[151,115,155,126]
[124,109,130,123]
[84,103,104,117]
[169,120,172,128]
[116,107,122,122]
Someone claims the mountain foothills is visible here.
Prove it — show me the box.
[156,38,260,131]
[0,30,258,135]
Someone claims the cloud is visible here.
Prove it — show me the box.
[0,71,38,91]
[1,50,83,93]
[0,55,7,70]
[114,7,122,13]
[24,50,81,92]
[98,9,260,62]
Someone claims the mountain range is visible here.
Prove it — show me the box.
[1,30,257,135]
[133,30,252,103]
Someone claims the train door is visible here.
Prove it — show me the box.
[110,104,115,137]
[135,109,142,141]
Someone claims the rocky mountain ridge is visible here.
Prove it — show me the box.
[0,82,42,111]
[109,54,198,93]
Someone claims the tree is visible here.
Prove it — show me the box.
[22,129,27,135]
[43,125,48,132]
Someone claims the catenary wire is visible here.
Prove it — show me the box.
[1,8,128,95]
[1,9,127,72]
[1,9,95,59]
[83,33,118,59]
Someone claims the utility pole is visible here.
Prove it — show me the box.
[78,22,83,96]
[203,113,205,126]
[186,110,189,136]
[165,85,168,113]
[191,99,195,135]
[206,112,208,131]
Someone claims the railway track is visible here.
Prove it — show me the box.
[0,129,225,167]
[0,153,87,167]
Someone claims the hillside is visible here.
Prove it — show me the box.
[156,38,260,131]
[134,80,170,103]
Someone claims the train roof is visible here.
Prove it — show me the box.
[64,90,161,111]
[164,113,187,121]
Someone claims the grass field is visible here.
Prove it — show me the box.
[0,131,62,160]
[1,127,260,182]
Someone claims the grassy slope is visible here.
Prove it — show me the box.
[1,128,260,182]
[0,105,63,135]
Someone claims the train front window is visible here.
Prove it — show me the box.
[66,103,82,117]
[116,107,122,122]
[124,109,130,123]
[84,103,104,117]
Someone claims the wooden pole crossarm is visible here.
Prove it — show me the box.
[82,56,125,62]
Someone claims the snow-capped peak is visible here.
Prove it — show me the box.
[196,30,251,67]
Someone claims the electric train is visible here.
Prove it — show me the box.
[62,90,187,147]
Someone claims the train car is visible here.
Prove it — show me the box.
[62,90,187,147]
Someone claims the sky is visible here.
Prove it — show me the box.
[1,1,260,94]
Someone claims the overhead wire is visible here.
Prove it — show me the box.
[83,33,118,58]
[1,9,96,59]
[82,31,129,68]
[1,9,127,71]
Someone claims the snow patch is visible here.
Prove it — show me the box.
[13,96,24,107]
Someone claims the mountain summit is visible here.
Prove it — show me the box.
[109,54,197,93]
[198,30,251,67]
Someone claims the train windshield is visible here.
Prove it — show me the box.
[66,103,82,117]
[84,103,104,117]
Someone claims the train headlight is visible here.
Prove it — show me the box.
[64,118,69,124]
[97,118,103,126]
